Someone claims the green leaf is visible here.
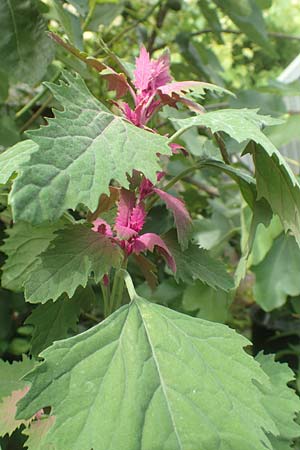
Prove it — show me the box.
[182,281,233,323]
[0,356,34,401]
[255,352,300,447]
[0,0,54,84]
[198,0,223,44]
[253,233,300,311]
[212,0,272,51]
[66,0,88,16]
[249,143,300,246]
[10,72,171,224]
[25,286,96,356]
[0,140,38,185]
[0,116,20,150]
[24,224,122,303]
[17,292,279,450]
[1,221,63,292]
[164,232,234,291]
[173,109,300,246]
[53,0,83,50]
[22,416,55,450]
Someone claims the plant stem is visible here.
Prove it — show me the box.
[100,280,110,318]
[110,268,126,314]
[213,132,231,164]
[147,0,169,55]
[15,70,61,119]
[20,94,53,133]
[167,125,194,143]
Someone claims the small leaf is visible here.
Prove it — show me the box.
[0,140,38,185]
[17,292,279,450]
[164,232,234,290]
[25,286,95,356]
[10,72,171,224]
[24,224,122,303]
[1,221,64,292]
[253,233,300,311]
[153,188,192,250]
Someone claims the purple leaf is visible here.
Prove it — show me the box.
[133,232,176,272]
[154,188,192,250]
[133,47,153,91]
[92,218,113,237]
[115,189,146,239]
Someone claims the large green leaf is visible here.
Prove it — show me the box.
[0,140,38,185]
[25,286,95,356]
[255,352,300,447]
[172,109,300,246]
[253,233,300,311]
[164,232,234,291]
[17,287,280,450]
[24,224,122,303]
[0,0,54,84]
[1,221,63,292]
[212,0,272,51]
[10,72,171,224]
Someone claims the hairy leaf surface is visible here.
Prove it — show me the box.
[10,72,171,224]
[17,294,279,450]
[24,224,122,303]
[0,140,38,185]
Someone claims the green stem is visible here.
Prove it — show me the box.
[110,267,126,314]
[100,280,110,318]
[167,125,194,144]
[15,70,61,119]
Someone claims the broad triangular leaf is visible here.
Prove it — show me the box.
[0,140,38,185]
[1,221,64,292]
[24,224,122,303]
[164,232,234,291]
[10,72,171,224]
[25,286,95,356]
[253,233,300,311]
[172,109,300,246]
[0,387,30,437]
[0,0,54,84]
[255,352,300,447]
[17,292,279,450]
[22,416,56,450]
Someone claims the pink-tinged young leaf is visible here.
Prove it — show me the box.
[0,387,30,436]
[115,189,146,239]
[150,50,171,89]
[133,47,153,91]
[92,219,113,237]
[132,232,176,272]
[158,80,232,98]
[154,188,192,250]
[22,416,55,450]
[101,70,129,99]
[169,142,188,156]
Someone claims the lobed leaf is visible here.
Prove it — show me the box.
[24,224,122,303]
[10,72,171,224]
[17,289,281,450]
